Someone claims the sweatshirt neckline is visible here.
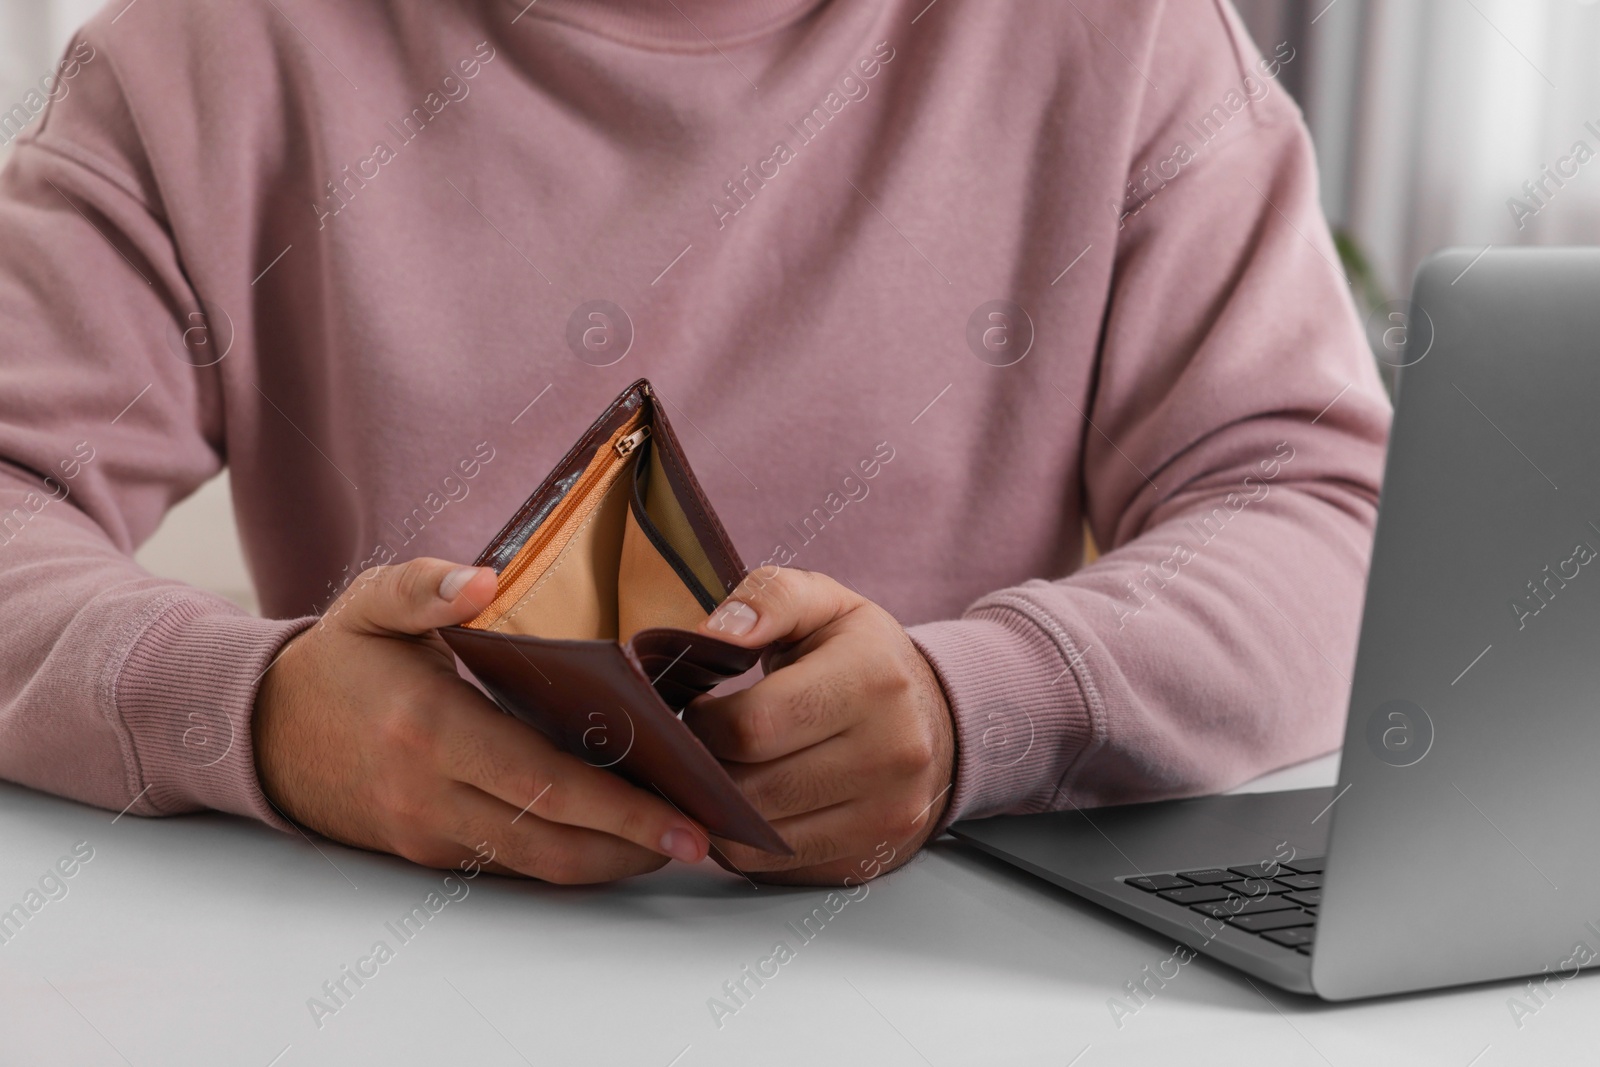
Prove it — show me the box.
[516,0,830,50]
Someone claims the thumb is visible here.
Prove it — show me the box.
[698,566,864,647]
[337,558,499,636]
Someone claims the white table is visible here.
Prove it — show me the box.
[0,753,1592,1066]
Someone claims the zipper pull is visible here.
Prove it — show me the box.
[615,425,651,458]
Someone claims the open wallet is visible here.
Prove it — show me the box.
[439,379,791,855]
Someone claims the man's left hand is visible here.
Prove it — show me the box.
[683,568,955,885]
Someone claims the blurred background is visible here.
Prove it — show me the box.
[4,0,1598,610]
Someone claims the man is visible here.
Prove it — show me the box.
[0,0,1387,885]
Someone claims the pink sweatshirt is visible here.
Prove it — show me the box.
[0,0,1388,834]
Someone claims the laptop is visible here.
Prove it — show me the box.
[949,247,1600,1000]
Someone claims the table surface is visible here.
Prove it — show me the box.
[0,753,1593,1067]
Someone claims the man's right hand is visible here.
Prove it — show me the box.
[251,557,708,883]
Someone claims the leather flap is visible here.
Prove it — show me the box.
[628,627,762,712]
[439,624,790,855]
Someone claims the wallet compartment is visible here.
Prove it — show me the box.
[467,382,745,645]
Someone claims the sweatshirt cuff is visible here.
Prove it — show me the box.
[113,594,316,829]
[907,601,1097,832]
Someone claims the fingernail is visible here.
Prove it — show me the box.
[705,599,758,637]
[439,566,487,602]
[661,828,704,864]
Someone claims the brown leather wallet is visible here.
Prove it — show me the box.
[439,380,790,854]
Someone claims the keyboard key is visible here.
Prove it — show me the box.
[1223,878,1287,898]
[1284,856,1325,874]
[1125,874,1190,892]
[1230,909,1316,933]
[1276,873,1322,891]
[1285,890,1322,908]
[1191,895,1299,920]
[1263,927,1316,948]
[1229,862,1290,880]
[1175,868,1237,885]
[1158,885,1232,905]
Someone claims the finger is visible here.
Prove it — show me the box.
[683,639,863,762]
[337,558,498,637]
[698,567,864,648]
[474,859,528,879]
[419,843,526,880]
[721,736,861,820]
[714,767,950,878]
[438,697,709,865]
[445,783,669,884]
[710,801,886,877]
[713,791,938,883]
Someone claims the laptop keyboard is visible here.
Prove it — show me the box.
[1121,856,1325,955]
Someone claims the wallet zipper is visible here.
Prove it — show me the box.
[472,411,647,627]
[615,426,650,458]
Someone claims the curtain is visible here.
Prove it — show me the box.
[1247,0,1600,304]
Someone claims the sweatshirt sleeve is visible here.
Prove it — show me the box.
[0,33,306,826]
[908,2,1391,827]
